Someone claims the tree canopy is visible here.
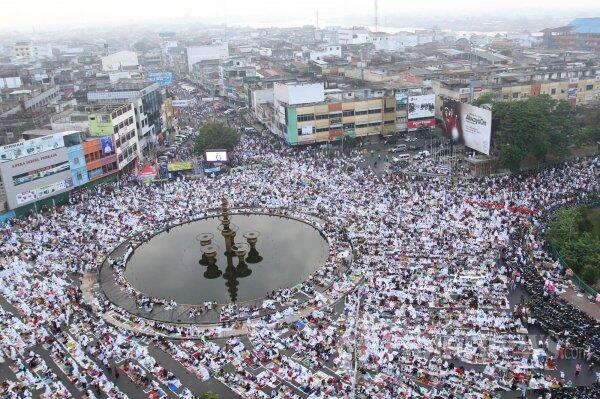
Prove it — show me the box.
[492,95,571,171]
[546,205,600,288]
[193,122,240,155]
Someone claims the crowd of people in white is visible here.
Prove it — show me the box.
[1,86,599,399]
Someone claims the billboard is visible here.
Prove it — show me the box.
[407,119,436,131]
[442,99,492,155]
[395,92,408,108]
[167,162,193,172]
[148,72,173,86]
[0,134,64,162]
[100,136,115,155]
[407,94,436,120]
[172,100,192,107]
[205,150,228,162]
[15,178,73,206]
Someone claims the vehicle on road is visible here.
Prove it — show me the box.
[388,144,407,153]
[392,153,411,162]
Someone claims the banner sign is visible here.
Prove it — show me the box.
[172,100,192,107]
[167,162,193,172]
[395,92,408,108]
[407,119,436,131]
[442,99,492,155]
[100,136,115,155]
[407,94,435,120]
[0,134,64,162]
[15,177,73,205]
[148,72,173,86]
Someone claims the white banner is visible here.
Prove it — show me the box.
[460,103,492,155]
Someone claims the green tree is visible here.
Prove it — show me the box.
[498,144,525,172]
[200,392,219,399]
[493,95,580,169]
[546,205,600,286]
[193,122,240,155]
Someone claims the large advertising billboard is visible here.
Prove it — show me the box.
[407,94,436,120]
[0,134,65,162]
[442,99,492,155]
[205,150,228,162]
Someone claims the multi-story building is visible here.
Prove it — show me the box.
[270,82,397,145]
[0,130,118,214]
[87,103,139,170]
[543,18,600,52]
[11,41,53,62]
[186,43,230,73]
[85,80,164,155]
[101,51,140,72]
[432,72,600,117]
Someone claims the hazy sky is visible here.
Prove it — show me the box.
[1,0,599,30]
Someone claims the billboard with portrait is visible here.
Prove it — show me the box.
[205,150,228,163]
[100,136,115,156]
[407,94,435,120]
[442,99,492,155]
[395,92,408,108]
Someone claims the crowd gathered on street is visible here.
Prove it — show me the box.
[1,81,599,399]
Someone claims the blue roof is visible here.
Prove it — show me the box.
[569,18,600,34]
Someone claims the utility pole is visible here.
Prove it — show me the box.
[374,0,379,33]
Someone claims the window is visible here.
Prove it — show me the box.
[315,114,329,120]
[316,127,329,133]
[63,132,81,147]
[512,93,519,99]
[551,88,556,95]
[586,84,594,91]
[503,94,509,100]
[356,123,368,128]
[113,126,118,134]
[355,110,368,116]
[368,109,381,114]
[342,110,354,117]
[384,107,395,113]
[343,123,355,129]
[297,114,315,122]
[384,120,394,125]
[368,121,382,127]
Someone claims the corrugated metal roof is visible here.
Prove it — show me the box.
[569,18,600,34]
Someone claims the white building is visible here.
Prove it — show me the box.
[274,82,325,106]
[309,45,342,61]
[11,42,53,61]
[101,51,140,72]
[337,28,371,45]
[186,43,229,72]
[0,76,22,89]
